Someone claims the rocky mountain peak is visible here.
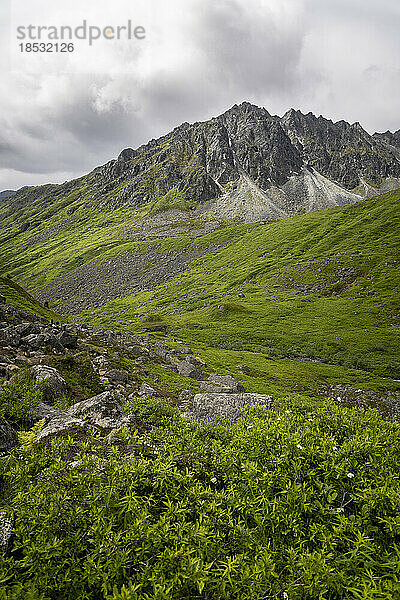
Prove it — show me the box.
[5,102,400,228]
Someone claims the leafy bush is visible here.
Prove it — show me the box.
[122,395,179,426]
[1,399,400,598]
[0,372,42,429]
[49,355,105,400]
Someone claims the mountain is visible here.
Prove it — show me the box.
[2,103,400,235]
[81,102,400,221]
[0,189,16,201]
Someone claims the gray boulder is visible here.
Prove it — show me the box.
[104,369,129,384]
[67,391,123,431]
[0,328,20,348]
[15,323,40,337]
[178,389,194,403]
[30,365,68,401]
[139,382,162,397]
[192,393,274,423]
[0,418,18,451]
[35,414,86,444]
[56,331,78,349]
[186,356,207,368]
[0,511,14,554]
[181,347,193,355]
[177,360,204,380]
[200,374,246,394]
[23,333,63,352]
[32,403,66,424]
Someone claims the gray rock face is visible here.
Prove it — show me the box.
[86,101,400,216]
[139,382,162,397]
[192,393,274,423]
[30,365,68,401]
[104,369,129,384]
[0,418,18,451]
[281,109,400,189]
[200,374,245,394]
[177,360,204,380]
[67,391,123,430]
[0,511,14,554]
[56,331,78,349]
[35,414,86,444]
[32,403,66,424]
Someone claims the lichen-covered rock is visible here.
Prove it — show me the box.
[32,403,66,424]
[67,391,123,431]
[200,374,245,394]
[30,365,68,401]
[35,414,86,444]
[104,369,129,384]
[0,511,14,554]
[0,418,18,451]
[139,382,162,397]
[192,393,274,423]
[177,361,204,380]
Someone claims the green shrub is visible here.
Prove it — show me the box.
[0,372,42,429]
[49,355,105,400]
[122,395,179,426]
[1,400,400,599]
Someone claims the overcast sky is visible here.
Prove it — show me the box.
[0,0,399,190]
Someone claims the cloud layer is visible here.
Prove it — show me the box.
[0,0,398,190]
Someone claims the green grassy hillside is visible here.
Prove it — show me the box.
[0,276,62,321]
[1,188,399,399]
[73,189,400,393]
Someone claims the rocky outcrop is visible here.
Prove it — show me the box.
[67,392,123,431]
[34,414,86,444]
[200,374,245,394]
[191,392,274,423]
[30,365,68,401]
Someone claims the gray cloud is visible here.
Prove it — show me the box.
[0,0,398,190]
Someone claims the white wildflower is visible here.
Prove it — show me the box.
[210,477,217,484]
[296,444,303,450]
[347,472,355,479]
[332,446,337,451]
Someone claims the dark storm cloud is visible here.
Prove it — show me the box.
[0,0,398,190]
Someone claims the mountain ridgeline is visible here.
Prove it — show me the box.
[3,102,400,228]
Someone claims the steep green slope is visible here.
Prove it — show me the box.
[0,276,61,321]
[1,188,399,399]
[79,189,400,386]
